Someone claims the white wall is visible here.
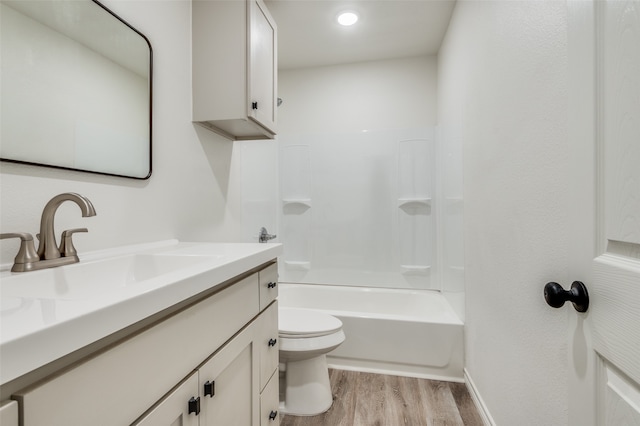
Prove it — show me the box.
[0,0,244,266]
[438,1,570,424]
[278,56,438,133]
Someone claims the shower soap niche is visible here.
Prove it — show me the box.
[284,260,311,270]
[400,265,431,276]
[282,199,312,209]
[398,198,431,209]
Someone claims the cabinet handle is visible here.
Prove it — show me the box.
[188,396,201,415]
[267,282,277,289]
[268,338,277,347]
[204,380,215,397]
[252,101,258,110]
[269,410,278,421]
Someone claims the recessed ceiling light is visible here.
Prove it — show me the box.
[337,11,358,26]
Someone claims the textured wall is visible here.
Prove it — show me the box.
[1,0,244,266]
[438,1,570,424]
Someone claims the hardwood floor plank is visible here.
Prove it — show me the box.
[281,369,358,426]
[353,371,387,426]
[395,376,429,426]
[423,380,465,426]
[448,382,485,426]
[281,370,481,426]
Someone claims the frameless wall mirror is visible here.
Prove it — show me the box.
[0,0,152,179]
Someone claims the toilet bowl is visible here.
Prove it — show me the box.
[278,307,345,416]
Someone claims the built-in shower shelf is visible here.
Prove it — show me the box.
[400,265,431,276]
[397,198,431,209]
[282,199,312,208]
[284,260,311,270]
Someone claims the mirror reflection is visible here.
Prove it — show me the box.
[0,0,152,179]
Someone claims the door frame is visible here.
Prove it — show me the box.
[567,1,597,425]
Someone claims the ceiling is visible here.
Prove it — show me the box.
[265,0,457,70]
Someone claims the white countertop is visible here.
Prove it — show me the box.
[0,240,282,385]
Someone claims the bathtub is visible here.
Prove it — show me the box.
[278,283,464,382]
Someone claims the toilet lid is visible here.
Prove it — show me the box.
[279,308,343,338]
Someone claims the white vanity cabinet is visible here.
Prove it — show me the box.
[135,318,258,426]
[12,261,280,426]
[192,0,277,141]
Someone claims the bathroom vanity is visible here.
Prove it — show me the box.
[0,241,282,426]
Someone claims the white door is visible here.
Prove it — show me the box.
[566,1,640,425]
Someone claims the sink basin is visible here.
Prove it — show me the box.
[1,253,215,301]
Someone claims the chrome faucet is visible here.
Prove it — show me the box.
[258,227,276,243]
[0,193,96,272]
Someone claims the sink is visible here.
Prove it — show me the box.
[1,253,215,301]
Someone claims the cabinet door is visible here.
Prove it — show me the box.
[260,370,280,426]
[258,301,279,391]
[133,373,199,426]
[248,0,277,133]
[199,323,259,426]
[258,262,278,311]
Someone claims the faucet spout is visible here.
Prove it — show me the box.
[37,193,96,260]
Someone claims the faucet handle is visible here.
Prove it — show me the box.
[59,228,88,258]
[259,227,277,243]
[1,233,40,271]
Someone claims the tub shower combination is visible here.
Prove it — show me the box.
[277,128,464,382]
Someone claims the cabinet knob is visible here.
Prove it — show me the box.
[269,410,278,421]
[204,380,215,397]
[268,338,277,347]
[252,101,258,110]
[267,282,277,289]
[188,396,201,415]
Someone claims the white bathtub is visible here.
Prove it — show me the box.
[278,283,464,382]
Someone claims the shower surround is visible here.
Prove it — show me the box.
[278,128,436,290]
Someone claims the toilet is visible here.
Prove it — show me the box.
[278,307,345,416]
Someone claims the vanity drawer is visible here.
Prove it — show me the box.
[259,262,278,311]
[258,301,279,391]
[14,273,260,426]
[260,369,280,426]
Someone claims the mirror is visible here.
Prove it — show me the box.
[0,0,152,179]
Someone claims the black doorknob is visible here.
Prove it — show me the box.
[544,281,589,312]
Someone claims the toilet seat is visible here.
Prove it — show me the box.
[279,308,343,338]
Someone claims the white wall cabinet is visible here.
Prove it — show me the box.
[12,262,279,426]
[192,0,277,141]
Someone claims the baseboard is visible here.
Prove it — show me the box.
[464,368,496,426]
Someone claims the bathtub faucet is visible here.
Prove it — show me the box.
[259,227,276,243]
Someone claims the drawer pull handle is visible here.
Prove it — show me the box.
[268,338,277,347]
[204,380,215,397]
[188,396,201,415]
[267,282,277,289]
[269,410,278,421]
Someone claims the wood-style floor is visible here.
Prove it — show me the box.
[280,369,484,426]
